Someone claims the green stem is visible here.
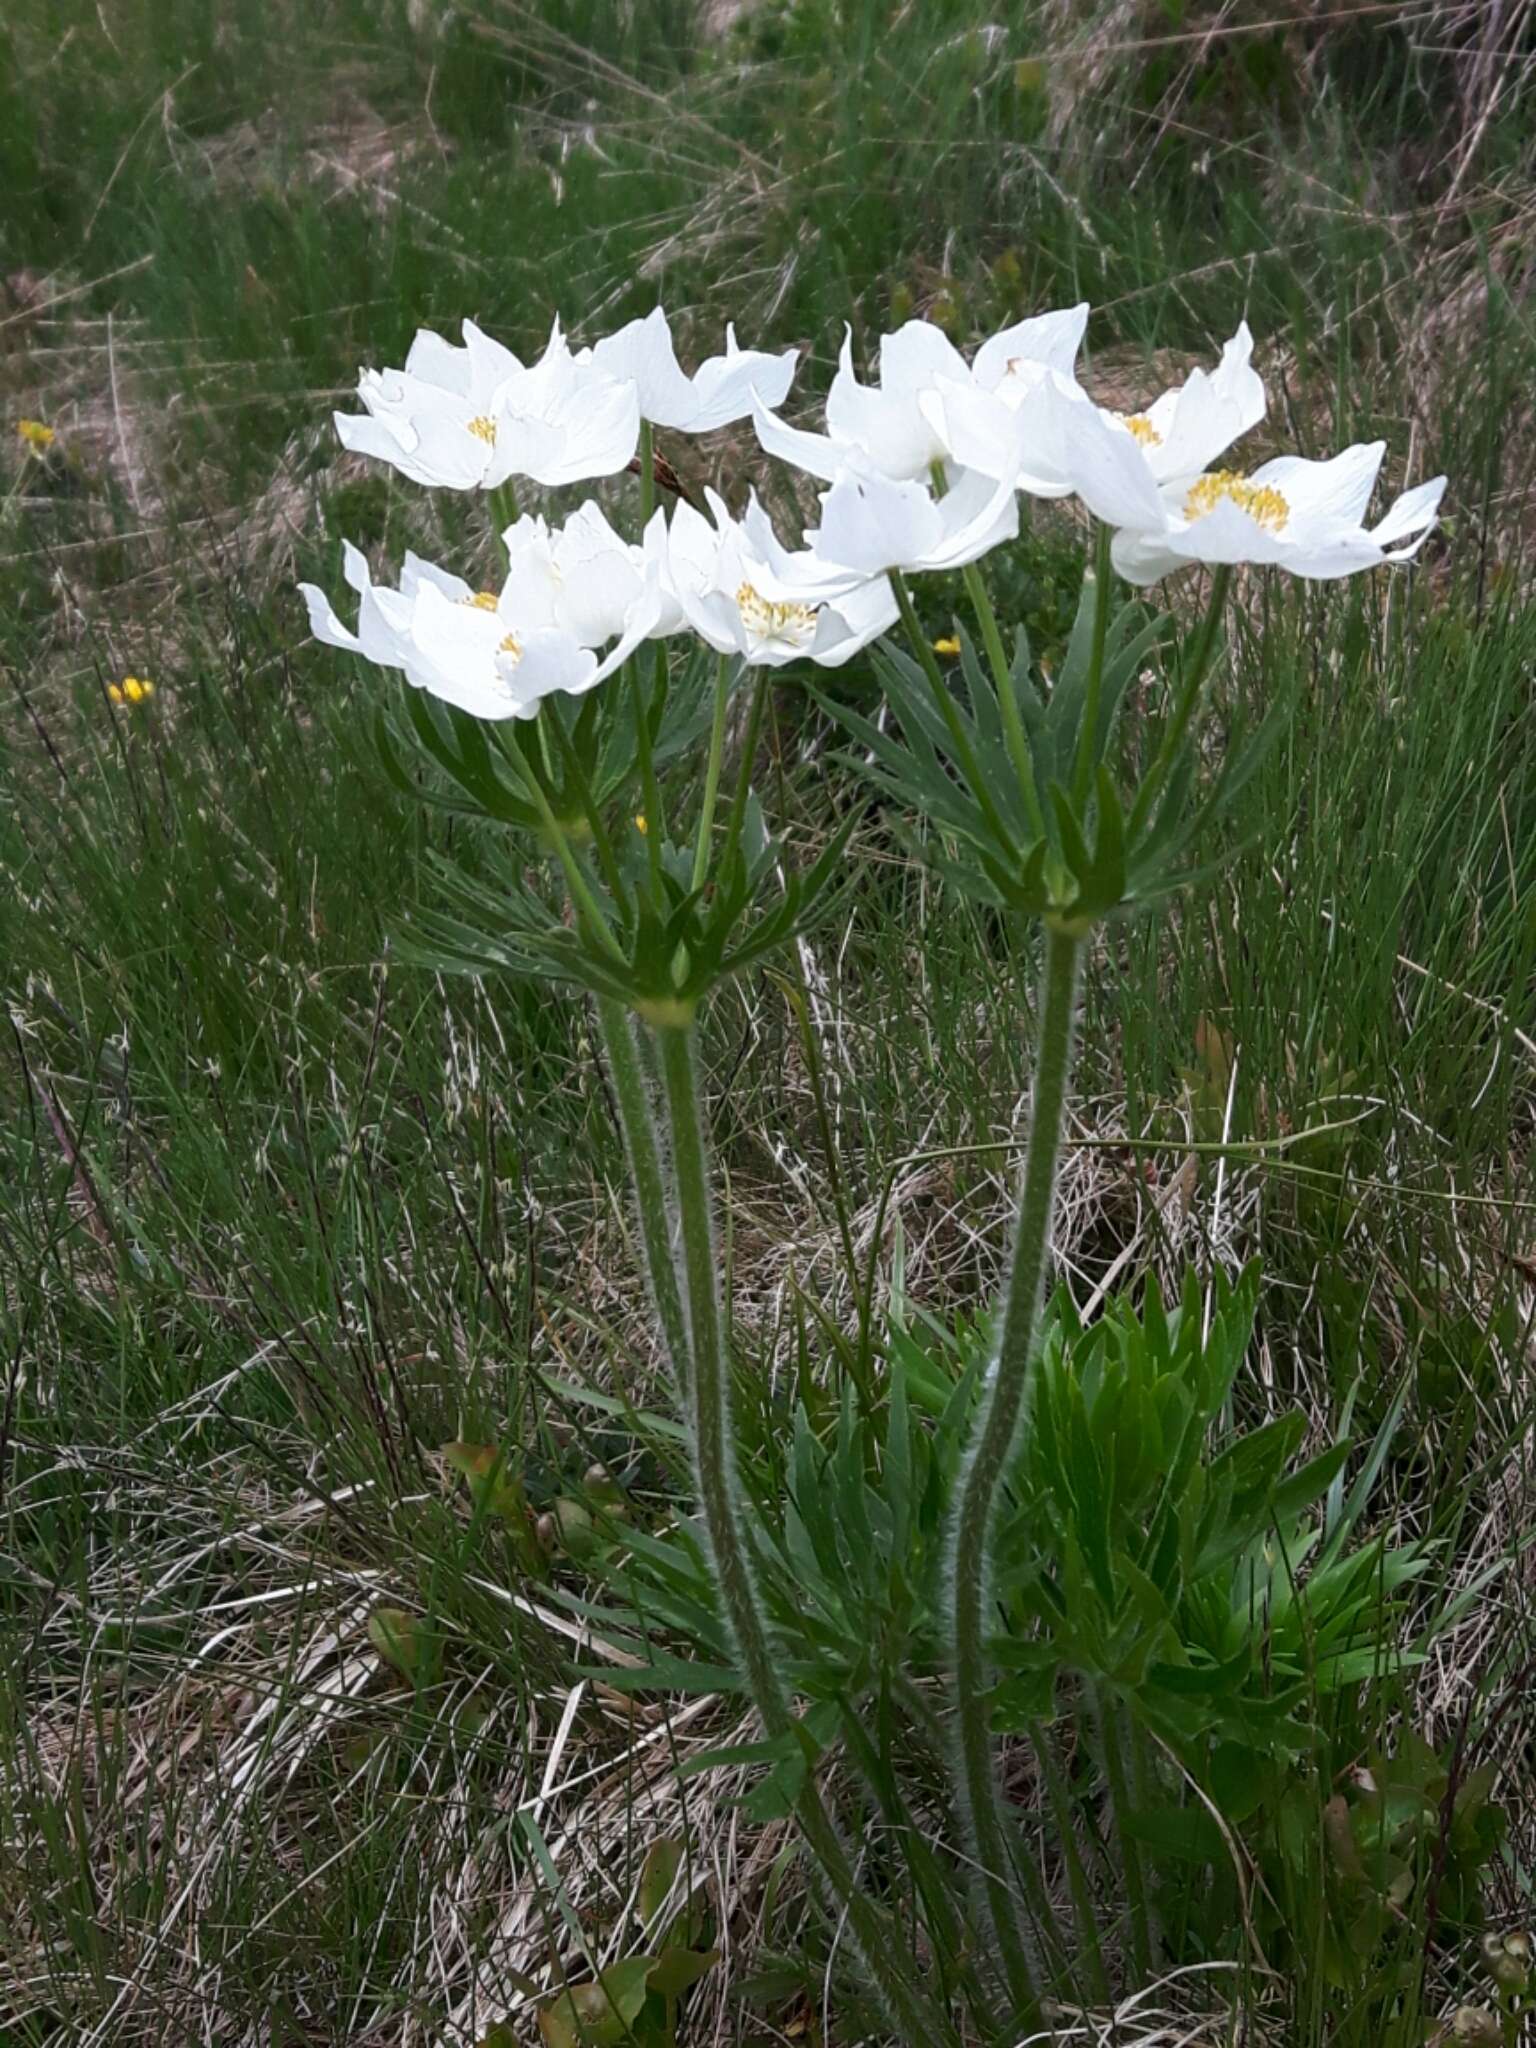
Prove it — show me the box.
[594,997,692,1400]
[638,419,655,527]
[722,667,770,859]
[946,921,1083,2022]
[1071,523,1115,809]
[653,1023,952,2044]
[1096,1686,1153,1980]
[489,480,520,563]
[692,654,733,892]
[962,561,1046,843]
[521,771,626,969]
[891,568,1013,854]
[1128,562,1233,838]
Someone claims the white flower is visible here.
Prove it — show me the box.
[809,463,1019,575]
[922,321,1264,517]
[1106,443,1446,586]
[752,306,1087,484]
[299,503,672,720]
[584,307,798,433]
[334,319,638,490]
[664,488,897,668]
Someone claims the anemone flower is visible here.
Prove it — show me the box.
[300,507,670,720]
[334,320,638,490]
[1108,442,1446,586]
[664,488,897,667]
[751,306,1087,484]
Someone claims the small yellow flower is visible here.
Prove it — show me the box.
[634,813,648,834]
[108,675,155,707]
[933,635,962,657]
[18,418,56,454]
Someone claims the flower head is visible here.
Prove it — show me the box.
[107,675,155,706]
[921,321,1263,515]
[334,319,638,490]
[17,418,56,455]
[664,489,897,668]
[299,502,673,720]
[1107,441,1446,586]
[585,307,798,433]
[752,305,1087,485]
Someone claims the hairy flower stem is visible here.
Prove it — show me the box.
[594,997,691,1400]
[946,921,1083,2023]
[652,1020,953,2045]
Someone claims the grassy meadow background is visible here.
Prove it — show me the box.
[2,0,1534,2041]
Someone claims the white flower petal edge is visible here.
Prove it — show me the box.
[810,464,1019,575]
[587,307,798,433]
[664,489,897,668]
[1108,443,1447,586]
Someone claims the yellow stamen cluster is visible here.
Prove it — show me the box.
[498,631,522,661]
[18,418,56,452]
[1120,412,1163,448]
[466,415,498,445]
[107,675,155,706]
[736,581,817,641]
[933,635,962,657]
[463,590,500,611]
[1184,470,1289,532]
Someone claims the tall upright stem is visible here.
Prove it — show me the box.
[946,920,1083,2022]
[594,997,691,1400]
[652,1021,953,2044]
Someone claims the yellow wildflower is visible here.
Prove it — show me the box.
[108,676,156,707]
[18,419,56,454]
[933,635,962,657]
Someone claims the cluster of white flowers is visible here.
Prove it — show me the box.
[303,304,1444,721]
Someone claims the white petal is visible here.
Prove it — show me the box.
[1371,474,1445,552]
[1109,531,1189,587]
[403,327,472,393]
[750,393,843,483]
[808,576,898,665]
[590,308,696,428]
[877,319,969,396]
[1251,442,1385,536]
[972,302,1089,390]
[299,580,364,654]
[814,470,943,573]
[683,335,800,432]
[824,328,942,479]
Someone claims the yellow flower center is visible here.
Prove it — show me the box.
[466,415,497,445]
[18,418,56,452]
[1184,470,1289,532]
[736,581,817,642]
[498,632,522,661]
[1120,412,1163,448]
[463,590,500,611]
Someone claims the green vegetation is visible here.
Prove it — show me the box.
[2,2,1533,2043]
